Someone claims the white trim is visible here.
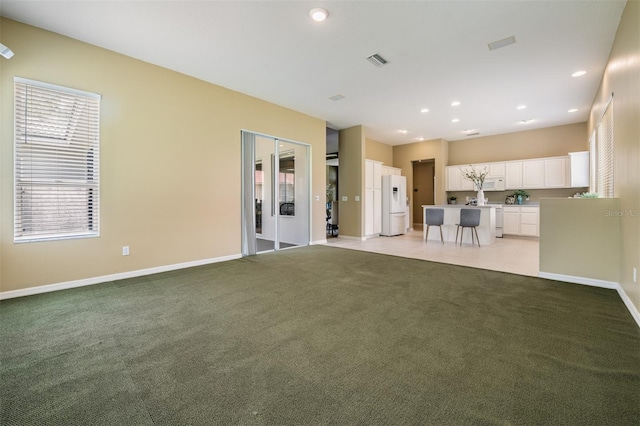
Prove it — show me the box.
[616,284,640,329]
[538,272,617,289]
[0,254,242,300]
[14,76,101,99]
[538,271,640,328]
[311,238,328,245]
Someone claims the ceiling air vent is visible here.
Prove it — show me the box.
[366,53,388,67]
[329,94,345,101]
[466,132,480,137]
[488,35,516,51]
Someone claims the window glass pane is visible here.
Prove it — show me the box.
[14,78,100,242]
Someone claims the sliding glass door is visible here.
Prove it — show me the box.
[241,131,310,256]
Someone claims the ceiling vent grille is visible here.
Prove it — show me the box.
[329,94,345,101]
[366,53,388,67]
[466,132,480,137]
[488,35,516,51]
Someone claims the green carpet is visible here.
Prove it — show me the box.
[1,245,639,425]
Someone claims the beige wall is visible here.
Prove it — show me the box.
[338,126,365,238]
[365,137,393,165]
[539,198,620,282]
[0,19,326,293]
[587,0,640,311]
[393,139,448,224]
[448,122,588,166]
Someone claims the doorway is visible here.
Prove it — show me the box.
[412,159,435,227]
[241,131,310,256]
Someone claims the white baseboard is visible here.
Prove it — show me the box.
[0,254,242,300]
[539,271,640,328]
[310,238,328,245]
[538,272,618,289]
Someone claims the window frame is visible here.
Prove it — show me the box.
[590,94,614,198]
[14,77,101,243]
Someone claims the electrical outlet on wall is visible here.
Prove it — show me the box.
[122,246,130,256]
[341,196,348,201]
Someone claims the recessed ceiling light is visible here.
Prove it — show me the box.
[451,101,461,107]
[416,137,424,141]
[399,129,408,134]
[451,118,460,123]
[463,129,476,133]
[568,108,578,113]
[420,108,429,113]
[310,8,328,22]
[572,70,586,77]
[520,119,532,124]
[517,105,527,110]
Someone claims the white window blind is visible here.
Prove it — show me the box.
[595,100,614,198]
[14,78,101,242]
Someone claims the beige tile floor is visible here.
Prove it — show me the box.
[325,226,539,277]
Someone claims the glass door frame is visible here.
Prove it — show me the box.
[241,130,311,256]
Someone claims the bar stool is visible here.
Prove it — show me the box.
[456,208,481,247]
[424,208,445,244]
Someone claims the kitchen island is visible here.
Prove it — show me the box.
[422,205,496,245]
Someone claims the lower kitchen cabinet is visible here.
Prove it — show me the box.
[503,206,539,237]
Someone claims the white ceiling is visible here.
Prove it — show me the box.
[0,1,626,145]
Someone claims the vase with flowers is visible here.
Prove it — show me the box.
[461,165,489,205]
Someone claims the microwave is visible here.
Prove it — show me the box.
[483,177,505,191]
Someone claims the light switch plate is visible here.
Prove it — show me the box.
[355,195,360,201]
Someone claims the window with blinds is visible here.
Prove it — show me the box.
[592,98,614,198]
[14,78,101,242]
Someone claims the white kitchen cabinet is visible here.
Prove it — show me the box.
[544,157,568,188]
[502,206,539,237]
[569,151,590,187]
[445,165,477,191]
[503,207,521,235]
[520,207,539,236]
[365,188,374,235]
[475,162,506,178]
[446,166,461,191]
[365,160,383,236]
[505,162,523,189]
[488,162,506,178]
[456,166,475,190]
[366,160,382,190]
[382,165,402,176]
[522,159,545,188]
[373,188,382,233]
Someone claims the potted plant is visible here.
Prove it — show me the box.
[513,189,529,205]
[449,196,457,205]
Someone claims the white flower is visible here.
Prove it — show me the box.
[461,165,489,190]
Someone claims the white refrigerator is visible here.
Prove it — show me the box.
[381,175,407,236]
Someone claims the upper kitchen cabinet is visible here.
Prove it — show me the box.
[365,160,382,190]
[446,166,474,191]
[505,162,523,189]
[448,153,589,191]
[569,151,590,187]
[522,159,545,188]
[544,157,569,188]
